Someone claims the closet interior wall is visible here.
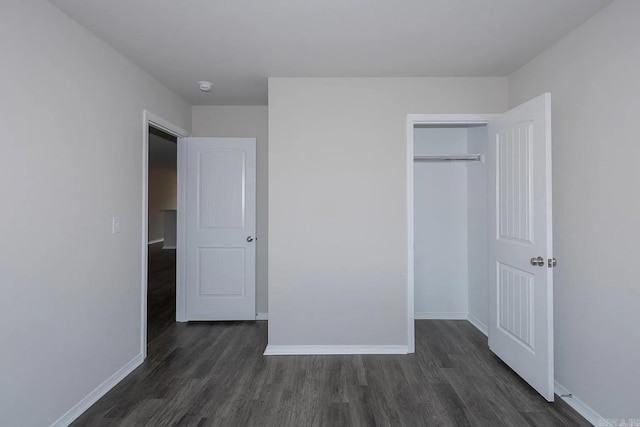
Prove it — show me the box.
[413,126,489,330]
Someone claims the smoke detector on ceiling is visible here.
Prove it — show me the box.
[198,81,213,92]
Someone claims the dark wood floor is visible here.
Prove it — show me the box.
[72,247,588,426]
[146,243,177,344]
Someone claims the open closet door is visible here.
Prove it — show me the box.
[487,93,554,401]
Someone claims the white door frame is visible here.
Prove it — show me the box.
[406,114,498,353]
[141,110,189,359]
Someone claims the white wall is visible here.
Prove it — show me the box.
[509,0,640,419]
[467,126,489,330]
[148,133,177,243]
[268,77,507,348]
[191,106,269,314]
[0,1,191,426]
[413,128,469,318]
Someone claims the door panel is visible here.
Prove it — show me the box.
[498,262,534,352]
[497,121,533,244]
[198,247,246,297]
[198,149,246,229]
[182,137,256,321]
[488,93,554,401]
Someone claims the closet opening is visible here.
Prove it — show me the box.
[407,115,497,352]
[407,100,553,399]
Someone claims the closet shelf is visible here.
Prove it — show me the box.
[414,154,483,162]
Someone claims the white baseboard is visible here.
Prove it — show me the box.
[255,312,268,320]
[415,312,467,320]
[50,353,143,427]
[554,381,607,426]
[263,345,408,355]
[467,313,488,336]
[148,238,164,245]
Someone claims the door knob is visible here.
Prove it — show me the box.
[530,256,545,267]
[246,236,255,242]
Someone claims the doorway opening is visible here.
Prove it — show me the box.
[406,115,496,353]
[147,126,178,345]
[141,111,189,359]
[406,95,555,401]
[412,122,490,325]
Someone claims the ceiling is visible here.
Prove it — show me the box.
[50,0,613,105]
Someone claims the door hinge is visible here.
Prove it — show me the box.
[548,258,557,268]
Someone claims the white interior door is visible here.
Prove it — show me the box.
[488,93,554,401]
[181,137,256,320]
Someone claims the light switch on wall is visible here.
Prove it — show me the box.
[112,216,121,234]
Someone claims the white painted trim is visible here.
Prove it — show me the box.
[406,114,498,357]
[264,345,408,355]
[142,110,189,360]
[406,116,415,354]
[50,354,143,427]
[145,111,189,138]
[409,114,499,125]
[176,137,188,323]
[255,312,268,320]
[148,238,164,245]
[467,313,489,336]
[415,312,468,320]
[554,381,608,426]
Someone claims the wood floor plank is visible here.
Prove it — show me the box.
[72,247,590,426]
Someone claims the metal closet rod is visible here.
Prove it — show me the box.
[414,154,483,162]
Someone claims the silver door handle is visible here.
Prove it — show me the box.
[530,256,544,267]
[246,236,255,242]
